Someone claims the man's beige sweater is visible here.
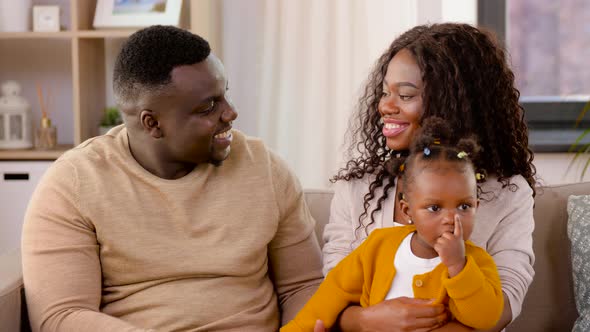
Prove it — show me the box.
[22,126,323,332]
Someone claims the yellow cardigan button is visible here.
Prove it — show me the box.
[415,279,423,287]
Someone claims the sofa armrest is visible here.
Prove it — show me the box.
[0,249,23,332]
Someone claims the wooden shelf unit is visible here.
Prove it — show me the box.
[0,31,74,39]
[0,0,221,161]
[0,145,72,160]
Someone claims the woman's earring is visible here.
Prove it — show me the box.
[408,219,413,224]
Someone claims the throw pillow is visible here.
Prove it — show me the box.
[567,195,590,332]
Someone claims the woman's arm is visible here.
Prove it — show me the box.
[337,298,447,332]
[336,293,509,332]
[478,293,512,331]
[480,176,535,322]
[335,291,511,332]
[430,293,511,332]
[322,180,356,275]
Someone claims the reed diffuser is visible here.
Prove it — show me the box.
[34,83,57,149]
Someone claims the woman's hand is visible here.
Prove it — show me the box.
[338,297,448,332]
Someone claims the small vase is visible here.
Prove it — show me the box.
[35,117,57,150]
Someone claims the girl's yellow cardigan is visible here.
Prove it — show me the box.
[282,225,503,331]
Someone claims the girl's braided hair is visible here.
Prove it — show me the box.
[388,117,483,202]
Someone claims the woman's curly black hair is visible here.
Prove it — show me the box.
[333,23,536,234]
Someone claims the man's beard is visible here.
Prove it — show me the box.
[210,159,223,167]
[208,146,230,167]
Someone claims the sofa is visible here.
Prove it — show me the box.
[2,183,588,331]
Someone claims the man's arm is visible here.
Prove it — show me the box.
[267,152,324,325]
[269,231,324,324]
[22,160,152,332]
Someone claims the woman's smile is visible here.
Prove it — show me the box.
[382,119,410,137]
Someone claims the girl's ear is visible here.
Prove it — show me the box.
[400,197,412,220]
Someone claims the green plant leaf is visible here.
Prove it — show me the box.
[578,143,590,181]
[100,107,122,126]
[566,105,590,180]
[568,128,590,153]
[574,100,590,128]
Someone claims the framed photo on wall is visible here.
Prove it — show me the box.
[93,0,182,29]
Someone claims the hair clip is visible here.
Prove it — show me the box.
[423,147,431,156]
[457,151,468,159]
[433,138,441,145]
[475,172,486,181]
[399,163,405,172]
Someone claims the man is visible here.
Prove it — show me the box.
[22,25,323,332]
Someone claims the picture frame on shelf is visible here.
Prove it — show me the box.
[33,5,61,32]
[93,0,182,29]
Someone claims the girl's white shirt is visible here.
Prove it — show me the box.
[384,232,442,300]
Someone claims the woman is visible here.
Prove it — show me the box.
[322,23,536,331]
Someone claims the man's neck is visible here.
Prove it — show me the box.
[127,132,196,180]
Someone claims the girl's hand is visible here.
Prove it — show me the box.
[434,215,466,277]
[313,319,325,332]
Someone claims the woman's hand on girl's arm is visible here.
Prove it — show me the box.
[427,292,512,332]
[337,297,447,332]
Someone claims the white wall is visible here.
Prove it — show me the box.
[104,39,126,108]
[534,153,590,186]
[103,2,589,189]
[220,0,478,189]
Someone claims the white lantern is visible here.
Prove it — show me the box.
[0,81,33,149]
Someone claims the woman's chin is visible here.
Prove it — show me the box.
[386,139,410,152]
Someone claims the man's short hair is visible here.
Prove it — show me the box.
[113,25,211,105]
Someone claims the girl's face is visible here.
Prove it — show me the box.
[378,49,424,151]
[400,161,478,258]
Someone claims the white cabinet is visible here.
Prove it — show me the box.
[0,161,52,254]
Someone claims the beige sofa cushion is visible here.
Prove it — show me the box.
[0,249,23,332]
[507,184,589,331]
[304,189,333,249]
